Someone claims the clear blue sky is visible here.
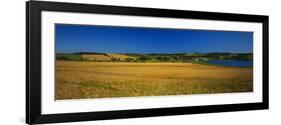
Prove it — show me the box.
[55,24,253,54]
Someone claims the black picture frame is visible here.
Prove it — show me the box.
[26,1,269,124]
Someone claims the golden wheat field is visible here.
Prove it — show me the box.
[55,61,253,100]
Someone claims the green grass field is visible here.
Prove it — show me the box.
[55,61,253,100]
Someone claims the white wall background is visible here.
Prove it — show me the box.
[0,0,279,124]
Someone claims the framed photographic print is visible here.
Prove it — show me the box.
[26,1,269,124]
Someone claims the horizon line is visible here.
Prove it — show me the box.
[56,51,253,54]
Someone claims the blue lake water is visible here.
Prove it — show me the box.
[206,60,253,67]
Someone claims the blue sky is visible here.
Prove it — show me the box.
[55,24,253,54]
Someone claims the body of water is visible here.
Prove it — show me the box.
[206,60,253,67]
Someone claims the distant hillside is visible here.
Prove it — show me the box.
[74,52,108,56]
[81,54,111,61]
[56,52,253,62]
[80,53,134,61]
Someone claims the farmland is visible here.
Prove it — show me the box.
[55,61,253,100]
[56,52,253,63]
[81,53,135,61]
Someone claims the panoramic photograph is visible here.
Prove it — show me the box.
[55,24,253,100]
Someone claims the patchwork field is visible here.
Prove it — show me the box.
[81,54,111,61]
[81,54,135,61]
[55,61,253,100]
